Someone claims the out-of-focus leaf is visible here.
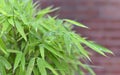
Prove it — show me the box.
[26,58,35,75]
[39,44,45,60]
[7,49,21,53]
[37,58,47,75]
[0,56,12,70]
[8,18,14,26]
[0,62,6,75]
[0,16,6,24]
[19,64,25,75]
[44,59,59,75]
[44,44,64,59]
[86,65,96,75]
[37,58,58,75]
[48,54,66,75]
[63,33,71,55]
[0,10,7,16]
[33,67,39,75]
[0,0,5,8]
[0,38,8,55]
[15,21,27,41]
[0,46,7,55]
[20,14,28,25]
[36,6,59,18]
[0,21,9,37]
[13,53,22,71]
[21,54,25,71]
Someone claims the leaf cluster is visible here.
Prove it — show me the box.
[0,0,112,75]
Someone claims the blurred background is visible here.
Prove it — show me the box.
[38,0,120,75]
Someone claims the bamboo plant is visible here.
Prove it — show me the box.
[0,0,112,75]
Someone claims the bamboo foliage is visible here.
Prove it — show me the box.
[0,0,112,75]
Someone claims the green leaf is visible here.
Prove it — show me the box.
[71,33,112,56]
[48,54,66,75]
[8,0,15,5]
[88,41,113,54]
[44,59,59,75]
[19,64,25,75]
[33,67,39,75]
[15,68,20,75]
[39,44,45,60]
[8,18,14,26]
[86,66,96,75]
[0,62,6,75]
[63,33,71,55]
[13,53,22,71]
[21,54,25,71]
[64,19,88,28]
[83,41,107,56]
[15,21,27,41]
[0,16,6,24]
[0,46,7,55]
[0,10,8,16]
[26,58,35,75]
[0,21,9,37]
[78,44,90,60]
[0,38,8,55]
[37,58,59,75]
[37,58,47,75]
[70,34,90,60]
[78,69,85,75]
[0,56,12,70]
[36,6,59,18]
[20,14,28,25]
[44,44,64,59]
[0,0,5,8]
[7,49,21,54]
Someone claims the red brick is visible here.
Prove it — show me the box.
[99,5,120,20]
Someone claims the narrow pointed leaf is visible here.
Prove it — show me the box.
[0,63,6,75]
[8,18,14,26]
[15,21,27,41]
[44,44,64,59]
[0,56,12,70]
[21,54,25,70]
[0,21,9,37]
[7,49,21,53]
[64,33,71,55]
[44,59,59,75]
[64,19,88,28]
[37,58,47,75]
[39,44,45,60]
[26,58,35,75]
[14,53,22,71]
[88,41,113,54]
[84,41,106,56]
[33,67,39,75]
[0,38,8,55]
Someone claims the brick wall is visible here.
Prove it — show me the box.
[39,0,120,75]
